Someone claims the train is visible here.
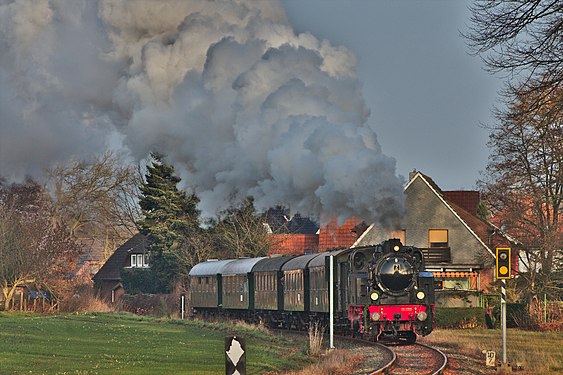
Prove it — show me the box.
[188,238,435,342]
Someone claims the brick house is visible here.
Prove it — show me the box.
[265,207,319,255]
[353,171,518,307]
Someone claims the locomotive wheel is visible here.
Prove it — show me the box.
[405,332,417,344]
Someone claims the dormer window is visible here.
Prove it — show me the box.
[130,254,149,268]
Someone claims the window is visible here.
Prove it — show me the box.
[429,229,448,248]
[130,254,149,268]
[443,278,470,290]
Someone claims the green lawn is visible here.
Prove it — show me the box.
[0,312,309,374]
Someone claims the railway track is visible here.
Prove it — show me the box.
[372,341,447,375]
[320,333,447,375]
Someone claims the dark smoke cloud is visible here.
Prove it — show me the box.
[0,0,405,227]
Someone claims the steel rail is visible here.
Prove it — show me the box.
[368,342,396,374]
[413,342,448,375]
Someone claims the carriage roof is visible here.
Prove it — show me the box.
[308,248,352,268]
[252,255,295,272]
[221,257,267,275]
[188,259,236,276]
[281,253,322,271]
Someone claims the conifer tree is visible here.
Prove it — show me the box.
[138,153,199,292]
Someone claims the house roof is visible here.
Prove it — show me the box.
[92,233,147,281]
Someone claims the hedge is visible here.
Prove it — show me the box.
[434,307,486,328]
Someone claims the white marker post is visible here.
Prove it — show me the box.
[501,279,507,364]
[329,255,335,350]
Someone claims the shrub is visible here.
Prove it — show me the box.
[308,322,325,357]
[120,268,160,294]
[434,307,486,328]
[122,293,179,317]
[60,286,115,313]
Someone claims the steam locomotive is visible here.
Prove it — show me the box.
[188,239,434,342]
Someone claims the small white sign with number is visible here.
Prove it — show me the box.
[484,350,496,367]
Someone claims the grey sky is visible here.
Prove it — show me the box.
[283,0,504,190]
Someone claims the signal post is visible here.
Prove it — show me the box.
[496,248,511,372]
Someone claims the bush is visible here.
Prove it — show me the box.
[121,268,160,294]
[122,293,179,317]
[434,307,486,328]
[60,286,115,313]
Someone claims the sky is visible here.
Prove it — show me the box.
[284,0,504,191]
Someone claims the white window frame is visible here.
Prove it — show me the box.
[130,254,149,268]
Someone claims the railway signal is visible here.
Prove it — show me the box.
[496,247,511,370]
[495,248,511,280]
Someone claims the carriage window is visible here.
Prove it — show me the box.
[429,229,448,248]
[290,273,294,291]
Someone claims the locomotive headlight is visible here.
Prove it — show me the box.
[370,292,379,301]
[393,245,400,251]
[371,312,381,321]
[416,291,425,300]
[417,311,428,321]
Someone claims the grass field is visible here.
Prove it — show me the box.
[0,312,310,374]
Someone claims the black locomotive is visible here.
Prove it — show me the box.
[188,239,434,342]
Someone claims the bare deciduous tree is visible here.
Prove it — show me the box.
[48,152,142,259]
[213,198,271,259]
[465,0,563,99]
[480,86,562,300]
[0,180,81,310]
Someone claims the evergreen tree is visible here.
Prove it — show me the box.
[137,153,199,292]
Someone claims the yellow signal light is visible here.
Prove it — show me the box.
[496,248,511,280]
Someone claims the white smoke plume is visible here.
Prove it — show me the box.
[0,0,405,227]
